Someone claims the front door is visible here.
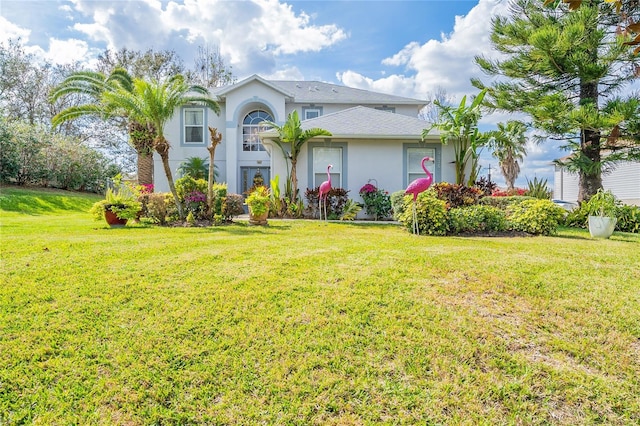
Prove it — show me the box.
[240,167,271,195]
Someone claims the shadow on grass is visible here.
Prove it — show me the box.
[209,222,293,234]
[555,227,639,243]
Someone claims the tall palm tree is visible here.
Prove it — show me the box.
[50,69,156,186]
[487,120,528,191]
[103,74,220,219]
[262,110,332,202]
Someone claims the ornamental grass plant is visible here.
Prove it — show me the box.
[1,185,639,425]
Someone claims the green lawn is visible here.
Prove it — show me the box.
[1,185,639,425]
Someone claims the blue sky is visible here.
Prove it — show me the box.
[0,0,566,188]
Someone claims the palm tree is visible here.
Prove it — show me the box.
[178,156,209,180]
[102,74,220,219]
[50,69,156,186]
[487,120,528,191]
[424,90,489,186]
[262,110,332,202]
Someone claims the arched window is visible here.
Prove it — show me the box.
[243,110,273,152]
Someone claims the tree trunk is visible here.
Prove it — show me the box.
[577,80,603,202]
[578,128,603,202]
[290,157,298,202]
[207,146,216,211]
[155,135,184,220]
[128,121,155,186]
[137,152,154,186]
[207,127,222,212]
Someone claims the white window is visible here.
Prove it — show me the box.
[313,147,342,188]
[304,108,321,119]
[243,110,273,152]
[184,108,204,144]
[407,147,435,183]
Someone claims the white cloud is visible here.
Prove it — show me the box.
[43,38,91,65]
[263,66,305,81]
[0,15,31,41]
[337,0,509,103]
[67,0,347,77]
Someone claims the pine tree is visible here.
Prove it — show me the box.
[473,0,640,201]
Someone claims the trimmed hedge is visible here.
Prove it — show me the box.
[449,205,508,234]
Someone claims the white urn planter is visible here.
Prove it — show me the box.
[588,216,617,239]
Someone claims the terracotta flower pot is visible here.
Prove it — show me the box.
[248,211,268,226]
[104,209,128,227]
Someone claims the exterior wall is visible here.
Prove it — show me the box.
[153,78,426,197]
[265,137,459,205]
[554,162,640,205]
[154,81,288,194]
[154,104,226,192]
[222,82,286,194]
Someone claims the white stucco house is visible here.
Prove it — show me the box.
[554,161,640,206]
[154,74,462,203]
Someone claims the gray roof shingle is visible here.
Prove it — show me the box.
[271,80,425,106]
[212,75,425,106]
[263,106,439,139]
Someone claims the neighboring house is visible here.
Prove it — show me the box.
[155,74,463,204]
[554,160,640,206]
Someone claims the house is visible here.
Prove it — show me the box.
[554,160,640,206]
[154,74,463,204]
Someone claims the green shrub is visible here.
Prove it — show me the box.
[448,205,508,234]
[175,176,208,203]
[211,183,228,216]
[398,190,448,235]
[564,205,589,229]
[506,199,566,235]
[616,205,640,233]
[146,193,171,225]
[479,195,534,210]
[391,190,408,220]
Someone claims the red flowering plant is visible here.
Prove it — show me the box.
[359,183,392,220]
[184,190,208,219]
[491,187,527,197]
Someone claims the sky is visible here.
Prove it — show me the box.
[0,0,569,188]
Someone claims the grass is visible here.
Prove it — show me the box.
[1,184,639,425]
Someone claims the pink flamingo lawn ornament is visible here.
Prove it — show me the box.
[318,164,333,221]
[405,156,433,235]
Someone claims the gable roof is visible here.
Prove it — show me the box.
[213,74,295,100]
[212,75,425,107]
[262,106,439,140]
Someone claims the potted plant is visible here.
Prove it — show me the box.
[90,178,142,227]
[584,189,618,239]
[245,185,271,225]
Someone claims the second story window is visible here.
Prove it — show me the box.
[243,110,273,152]
[304,107,321,120]
[184,108,205,144]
